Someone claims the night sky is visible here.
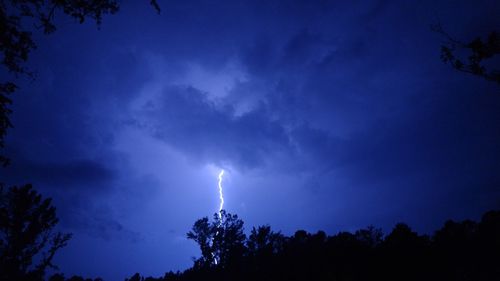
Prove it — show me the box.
[1,1,500,280]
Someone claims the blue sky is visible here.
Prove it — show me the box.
[1,1,499,280]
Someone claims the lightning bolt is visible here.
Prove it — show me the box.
[217,169,225,219]
[212,169,225,265]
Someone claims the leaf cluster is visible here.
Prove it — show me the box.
[433,23,500,85]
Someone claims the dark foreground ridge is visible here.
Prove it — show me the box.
[1,185,499,281]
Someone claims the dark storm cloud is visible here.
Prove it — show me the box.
[348,87,500,189]
[64,208,143,243]
[136,85,292,169]
[240,29,334,77]
[130,0,500,186]
[1,29,158,242]
[4,158,114,188]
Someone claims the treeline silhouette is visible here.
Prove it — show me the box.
[2,185,499,281]
[117,209,500,281]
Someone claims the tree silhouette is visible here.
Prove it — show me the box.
[187,210,246,269]
[432,23,500,85]
[477,210,500,280]
[186,216,213,267]
[125,273,143,281]
[247,225,285,257]
[0,184,71,281]
[212,210,246,269]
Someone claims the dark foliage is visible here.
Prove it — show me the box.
[48,273,103,281]
[129,209,500,281]
[433,23,500,85]
[186,210,246,269]
[0,184,71,281]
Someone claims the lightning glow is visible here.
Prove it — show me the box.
[217,169,225,219]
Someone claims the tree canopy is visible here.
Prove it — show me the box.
[187,210,246,269]
[0,184,71,281]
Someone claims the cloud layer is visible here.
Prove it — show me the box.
[1,0,499,280]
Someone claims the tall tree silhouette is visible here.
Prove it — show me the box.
[187,210,246,269]
[0,184,71,281]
